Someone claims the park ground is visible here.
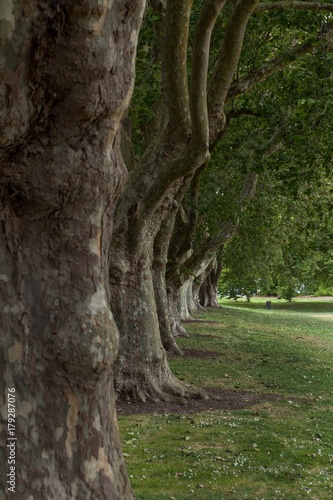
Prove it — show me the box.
[118,297,333,499]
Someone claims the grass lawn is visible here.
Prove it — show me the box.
[118,298,333,499]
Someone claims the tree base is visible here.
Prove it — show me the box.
[165,341,184,356]
[115,362,208,403]
[206,301,222,308]
[171,318,190,337]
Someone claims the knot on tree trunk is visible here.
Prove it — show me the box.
[47,305,119,385]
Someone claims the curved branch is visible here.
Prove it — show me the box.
[139,144,210,218]
[171,171,258,286]
[167,165,207,278]
[163,0,194,135]
[257,2,333,12]
[209,107,261,151]
[174,218,237,286]
[142,0,226,215]
[208,0,260,138]
[190,0,227,147]
[227,23,333,102]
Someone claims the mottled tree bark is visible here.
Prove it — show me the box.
[112,0,267,402]
[199,255,224,308]
[153,211,184,355]
[110,221,203,402]
[168,285,190,337]
[109,0,218,401]
[111,0,333,403]
[0,1,145,497]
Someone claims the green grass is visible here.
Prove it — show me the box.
[118,298,333,499]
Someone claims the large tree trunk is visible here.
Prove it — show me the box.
[0,143,132,498]
[154,257,184,355]
[166,257,214,337]
[110,230,202,402]
[199,255,223,308]
[190,258,216,311]
[0,1,145,496]
[110,0,258,402]
[167,284,190,337]
[178,281,196,321]
[153,215,184,356]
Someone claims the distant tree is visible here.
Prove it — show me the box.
[219,168,333,302]
[169,13,333,311]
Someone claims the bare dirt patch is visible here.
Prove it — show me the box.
[117,388,285,416]
[117,347,286,416]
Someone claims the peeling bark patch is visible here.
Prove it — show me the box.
[84,447,114,484]
[16,399,32,418]
[30,425,39,447]
[43,477,67,498]
[65,392,80,459]
[8,339,23,363]
[90,427,104,460]
[71,481,78,499]
[93,413,102,431]
[89,227,102,256]
[99,469,118,497]
[89,284,113,321]
[55,426,64,441]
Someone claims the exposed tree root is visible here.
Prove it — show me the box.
[171,318,189,337]
[116,363,208,404]
[160,326,184,355]
[165,341,184,356]
[205,300,222,308]
[189,302,206,315]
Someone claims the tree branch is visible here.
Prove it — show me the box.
[172,171,258,285]
[208,108,261,152]
[162,0,194,135]
[132,0,228,222]
[226,23,333,101]
[257,2,333,12]
[226,108,262,123]
[208,0,260,140]
[190,0,227,148]
[139,145,210,218]
[167,166,207,280]
[173,218,237,286]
